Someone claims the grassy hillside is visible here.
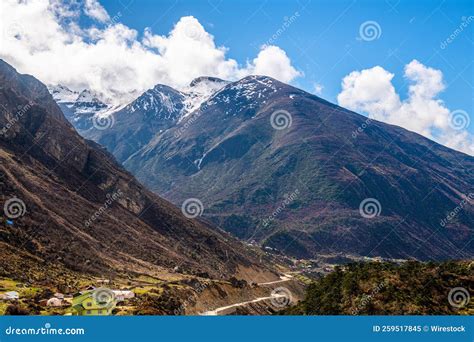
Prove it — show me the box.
[284,261,473,315]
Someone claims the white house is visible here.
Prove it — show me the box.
[0,291,19,300]
[112,290,135,301]
[47,297,63,307]
[54,293,65,299]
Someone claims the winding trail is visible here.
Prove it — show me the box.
[257,274,293,286]
[201,294,286,316]
[200,274,294,315]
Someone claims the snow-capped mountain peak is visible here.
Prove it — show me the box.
[179,76,230,119]
[48,84,80,103]
[127,84,186,119]
[123,76,230,123]
[47,84,122,131]
[203,75,281,113]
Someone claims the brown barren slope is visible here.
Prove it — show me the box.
[0,59,276,284]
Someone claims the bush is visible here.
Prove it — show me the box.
[5,304,30,315]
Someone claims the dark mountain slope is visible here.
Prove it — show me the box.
[122,76,473,261]
[0,60,274,282]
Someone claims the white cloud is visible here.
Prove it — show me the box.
[84,0,110,23]
[142,16,239,86]
[312,83,324,96]
[337,60,473,155]
[0,1,300,104]
[243,45,302,83]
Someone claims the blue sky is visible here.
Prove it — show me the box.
[100,0,473,134]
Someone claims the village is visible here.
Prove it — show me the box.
[0,270,309,316]
[0,245,408,317]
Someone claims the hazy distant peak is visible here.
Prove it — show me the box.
[47,84,79,103]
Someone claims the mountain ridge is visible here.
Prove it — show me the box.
[47,73,474,261]
[125,76,474,261]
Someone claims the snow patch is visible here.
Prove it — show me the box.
[48,84,79,103]
[179,77,229,121]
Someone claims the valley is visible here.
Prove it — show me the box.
[0,59,285,316]
[0,57,472,316]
